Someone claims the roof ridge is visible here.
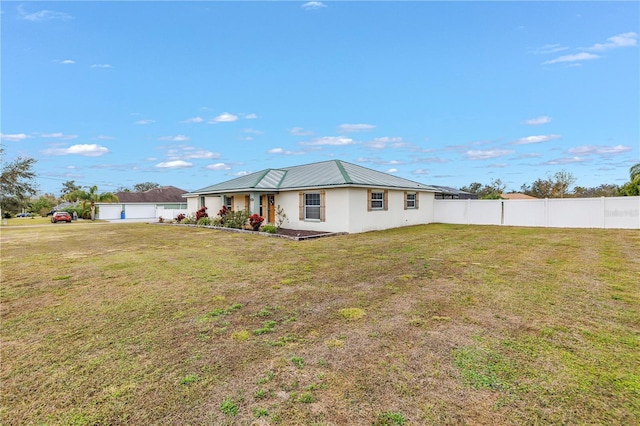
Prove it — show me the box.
[252,169,274,188]
[275,169,288,189]
[334,160,352,184]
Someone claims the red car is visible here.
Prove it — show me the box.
[51,212,72,223]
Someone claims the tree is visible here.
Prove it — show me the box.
[521,170,576,198]
[0,148,38,214]
[61,180,80,197]
[460,179,505,199]
[67,185,119,220]
[619,162,640,196]
[30,193,59,216]
[133,182,160,192]
[573,184,620,198]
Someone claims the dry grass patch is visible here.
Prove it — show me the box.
[1,223,638,425]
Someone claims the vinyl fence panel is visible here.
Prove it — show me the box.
[433,196,639,229]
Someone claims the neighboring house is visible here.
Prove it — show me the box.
[184,160,439,234]
[432,185,478,200]
[501,193,537,200]
[97,186,188,220]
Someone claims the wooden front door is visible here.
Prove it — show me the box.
[267,195,275,223]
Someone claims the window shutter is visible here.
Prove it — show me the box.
[299,192,304,220]
[320,191,326,222]
[384,190,388,211]
[404,191,408,210]
[231,196,235,211]
[415,192,420,209]
[245,195,250,211]
[367,189,372,212]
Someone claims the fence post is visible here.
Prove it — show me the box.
[544,198,549,227]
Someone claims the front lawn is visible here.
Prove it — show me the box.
[1,223,638,424]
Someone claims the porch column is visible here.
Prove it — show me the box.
[250,192,261,215]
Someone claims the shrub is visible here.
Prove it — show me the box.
[197,217,211,226]
[224,210,250,229]
[195,206,208,221]
[248,214,264,231]
[175,213,186,222]
[181,215,195,224]
[260,224,277,234]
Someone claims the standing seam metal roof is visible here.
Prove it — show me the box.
[186,160,437,195]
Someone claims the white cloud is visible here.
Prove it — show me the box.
[243,113,258,119]
[40,132,78,140]
[489,163,508,168]
[60,59,75,65]
[567,144,632,156]
[338,123,376,133]
[544,156,590,165]
[155,160,192,169]
[209,112,238,123]
[43,144,109,157]
[18,5,72,22]
[134,119,155,125]
[289,127,314,136]
[386,168,398,173]
[529,44,569,55]
[464,149,514,160]
[412,169,430,175]
[543,52,600,65]
[91,64,113,68]
[166,146,220,160]
[268,147,305,155]
[159,135,190,142]
[583,32,637,51]
[205,163,232,170]
[0,133,31,142]
[362,136,407,149]
[231,171,252,177]
[412,156,448,164]
[95,135,115,140]
[300,136,354,146]
[523,116,552,125]
[243,128,264,135]
[511,134,561,145]
[302,2,327,11]
[181,116,204,123]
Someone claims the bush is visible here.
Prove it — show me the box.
[175,213,186,222]
[224,210,250,229]
[197,217,211,226]
[181,215,195,224]
[261,224,277,234]
[248,214,264,231]
[195,206,208,221]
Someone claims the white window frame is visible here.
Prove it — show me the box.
[406,193,416,209]
[370,191,384,210]
[304,192,321,221]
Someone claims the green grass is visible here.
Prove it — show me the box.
[1,223,638,424]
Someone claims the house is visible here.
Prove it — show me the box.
[184,160,439,234]
[432,185,478,199]
[97,186,188,220]
[501,193,537,200]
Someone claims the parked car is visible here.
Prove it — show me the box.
[46,210,57,216]
[51,211,72,223]
[16,213,31,217]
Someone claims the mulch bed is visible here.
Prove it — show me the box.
[155,222,341,240]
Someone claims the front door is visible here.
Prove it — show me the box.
[267,195,275,223]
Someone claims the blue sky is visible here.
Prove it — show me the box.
[2,1,638,195]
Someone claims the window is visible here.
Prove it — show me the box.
[406,193,416,209]
[299,191,325,221]
[199,196,206,208]
[304,193,321,220]
[368,189,388,211]
[223,196,232,210]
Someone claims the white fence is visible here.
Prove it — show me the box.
[433,196,639,229]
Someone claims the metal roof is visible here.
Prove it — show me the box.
[185,160,438,196]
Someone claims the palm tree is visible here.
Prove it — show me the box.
[630,162,640,182]
[619,162,640,196]
[67,186,119,220]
